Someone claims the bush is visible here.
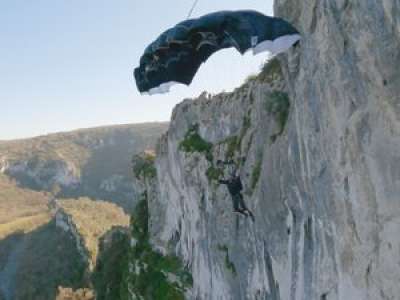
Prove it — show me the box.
[132,152,157,179]
[244,73,258,85]
[265,91,290,141]
[92,229,129,300]
[257,58,282,83]
[122,195,193,299]
[179,124,213,161]
[240,58,282,86]
[206,166,223,182]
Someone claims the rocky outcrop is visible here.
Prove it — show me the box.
[2,159,80,191]
[55,206,91,269]
[123,1,400,299]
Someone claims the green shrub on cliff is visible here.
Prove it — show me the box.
[179,124,213,161]
[258,58,282,83]
[92,229,129,300]
[132,152,157,179]
[121,194,193,300]
[206,165,224,181]
[265,91,290,141]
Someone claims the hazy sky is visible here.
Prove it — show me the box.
[1,0,273,140]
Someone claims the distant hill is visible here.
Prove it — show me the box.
[0,122,168,211]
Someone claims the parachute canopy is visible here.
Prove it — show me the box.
[134,10,300,95]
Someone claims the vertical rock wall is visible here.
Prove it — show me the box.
[127,1,400,299]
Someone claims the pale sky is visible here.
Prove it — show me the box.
[1,0,273,140]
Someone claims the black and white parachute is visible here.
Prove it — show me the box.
[134,10,300,95]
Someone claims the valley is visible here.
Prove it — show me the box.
[0,123,167,300]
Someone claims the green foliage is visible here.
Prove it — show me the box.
[179,124,213,161]
[251,160,262,191]
[130,194,149,244]
[265,91,290,141]
[132,153,157,179]
[92,229,129,300]
[257,58,282,83]
[12,221,89,300]
[239,58,282,87]
[206,166,223,182]
[225,136,239,160]
[122,195,193,300]
[217,245,237,276]
[244,73,258,85]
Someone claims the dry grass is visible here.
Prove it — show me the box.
[0,175,51,239]
[0,175,50,222]
[58,198,130,267]
[56,287,95,300]
[0,213,52,240]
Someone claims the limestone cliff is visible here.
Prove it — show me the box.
[124,1,400,299]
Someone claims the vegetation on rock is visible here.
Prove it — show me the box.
[217,245,237,276]
[121,195,193,300]
[265,91,290,141]
[132,151,157,179]
[179,124,213,161]
[257,58,283,83]
[13,220,88,300]
[92,228,129,300]
[239,57,282,88]
[206,166,224,182]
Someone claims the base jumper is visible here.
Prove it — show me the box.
[217,160,255,221]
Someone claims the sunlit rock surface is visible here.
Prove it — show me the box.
[128,1,400,299]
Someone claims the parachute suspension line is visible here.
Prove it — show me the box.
[186,0,200,19]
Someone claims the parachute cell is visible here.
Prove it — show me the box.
[134,10,300,95]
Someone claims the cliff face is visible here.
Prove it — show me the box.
[273,1,400,299]
[145,64,295,300]
[127,1,400,299]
